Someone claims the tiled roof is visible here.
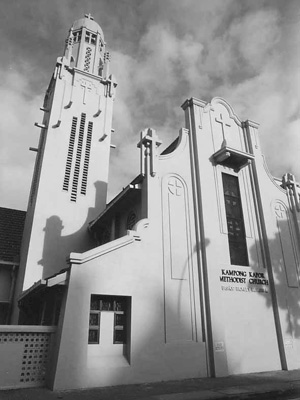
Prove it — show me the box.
[0,207,26,263]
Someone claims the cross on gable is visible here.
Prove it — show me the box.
[137,128,162,149]
[282,173,297,188]
[85,13,94,20]
[215,113,231,141]
[81,80,92,104]
[137,128,162,177]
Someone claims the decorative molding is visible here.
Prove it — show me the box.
[0,326,56,333]
[159,128,188,160]
[282,173,300,212]
[69,231,141,265]
[210,97,242,127]
[34,122,47,129]
[64,100,73,109]
[162,173,196,342]
[181,97,207,111]
[168,176,184,196]
[261,154,287,193]
[39,107,49,113]
[212,146,254,172]
[52,120,61,128]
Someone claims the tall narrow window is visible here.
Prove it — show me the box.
[222,173,248,266]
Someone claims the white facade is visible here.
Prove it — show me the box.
[13,15,300,390]
[13,16,117,321]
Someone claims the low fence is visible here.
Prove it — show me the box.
[0,325,56,389]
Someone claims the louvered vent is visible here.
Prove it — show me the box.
[84,47,92,72]
[63,117,77,191]
[81,121,93,195]
[70,113,86,202]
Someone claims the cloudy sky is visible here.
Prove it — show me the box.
[0,0,299,211]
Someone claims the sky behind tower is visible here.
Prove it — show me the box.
[0,0,299,210]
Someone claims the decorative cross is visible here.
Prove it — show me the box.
[137,128,162,177]
[81,80,92,104]
[282,173,300,212]
[215,113,231,142]
[274,203,285,219]
[85,13,94,20]
[168,178,183,196]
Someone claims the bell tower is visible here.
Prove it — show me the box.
[16,14,117,296]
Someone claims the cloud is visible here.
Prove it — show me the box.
[108,2,299,200]
[0,67,42,209]
[1,0,299,210]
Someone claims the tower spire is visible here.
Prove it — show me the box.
[13,15,117,310]
[60,14,109,77]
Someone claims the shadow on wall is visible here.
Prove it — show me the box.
[176,239,211,341]
[38,180,107,280]
[54,274,208,389]
[49,226,212,389]
[248,216,300,339]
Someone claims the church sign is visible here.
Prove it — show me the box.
[219,268,269,293]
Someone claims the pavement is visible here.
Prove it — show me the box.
[1,370,300,400]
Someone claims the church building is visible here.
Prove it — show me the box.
[2,14,300,390]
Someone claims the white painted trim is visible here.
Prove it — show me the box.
[159,128,189,160]
[69,231,140,265]
[0,325,56,333]
[47,271,68,287]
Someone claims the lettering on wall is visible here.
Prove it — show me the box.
[219,268,269,293]
[214,341,225,352]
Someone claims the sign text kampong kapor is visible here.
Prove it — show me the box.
[220,269,269,293]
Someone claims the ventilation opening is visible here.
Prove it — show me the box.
[70,113,86,202]
[84,47,92,72]
[81,121,93,195]
[63,117,78,192]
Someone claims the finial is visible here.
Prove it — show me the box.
[84,13,94,20]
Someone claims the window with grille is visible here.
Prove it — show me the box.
[85,31,96,44]
[73,30,82,43]
[88,295,128,345]
[222,173,248,266]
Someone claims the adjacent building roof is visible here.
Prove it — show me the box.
[0,207,26,263]
[89,175,143,231]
